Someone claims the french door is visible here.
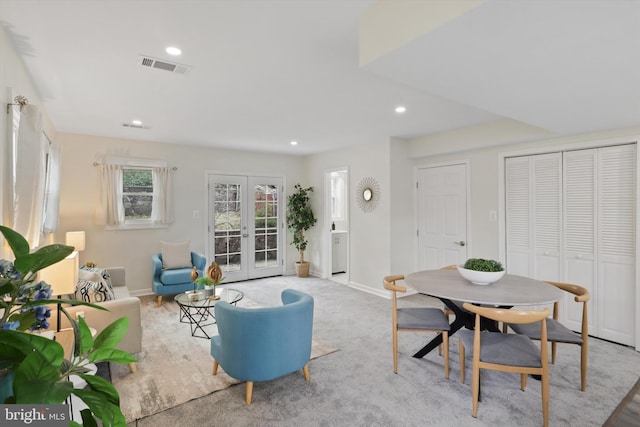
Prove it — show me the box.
[207,174,283,282]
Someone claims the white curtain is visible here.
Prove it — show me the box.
[151,166,174,224]
[95,164,124,225]
[42,140,61,234]
[12,105,46,247]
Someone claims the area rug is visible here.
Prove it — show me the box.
[110,294,339,423]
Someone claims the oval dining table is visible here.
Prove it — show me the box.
[404,268,563,358]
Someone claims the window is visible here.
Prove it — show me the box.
[123,168,153,222]
[97,157,174,229]
[331,171,346,221]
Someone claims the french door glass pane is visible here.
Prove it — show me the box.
[254,184,279,268]
[214,183,242,272]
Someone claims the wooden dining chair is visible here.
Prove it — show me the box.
[458,303,551,427]
[383,275,450,378]
[507,281,590,391]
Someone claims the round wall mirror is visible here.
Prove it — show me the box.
[356,177,380,213]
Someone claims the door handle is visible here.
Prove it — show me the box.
[453,241,466,247]
[242,233,249,238]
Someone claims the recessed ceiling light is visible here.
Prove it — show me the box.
[290,141,298,146]
[395,106,406,114]
[166,46,182,56]
[132,119,142,126]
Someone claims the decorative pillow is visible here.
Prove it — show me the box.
[161,241,192,269]
[80,266,113,287]
[76,267,115,303]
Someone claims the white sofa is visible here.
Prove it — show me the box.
[48,267,142,372]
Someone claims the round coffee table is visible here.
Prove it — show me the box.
[175,288,244,339]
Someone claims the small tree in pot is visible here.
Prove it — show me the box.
[287,184,317,277]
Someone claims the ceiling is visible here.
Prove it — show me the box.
[1,1,638,156]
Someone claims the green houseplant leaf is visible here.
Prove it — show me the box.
[463,258,504,272]
[0,226,136,426]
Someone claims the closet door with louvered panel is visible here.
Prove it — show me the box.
[563,144,636,344]
[505,156,532,276]
[597,144,636,345]
[506,144,636,345]
[563,149,596,333]
[505,153,562,281]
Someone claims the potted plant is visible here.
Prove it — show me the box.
[457,258,505,285]
[0,225,136,426]
[286,184,317,277]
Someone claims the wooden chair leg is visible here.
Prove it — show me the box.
[245,381,253,405]
[471,359,480,418]
[392,328,398,374]
[443,332,449,379]
[157,295,162,307]
[521,373,527,391]
[542,372,549,427]
[128,363,137,373]
[212,360,219,375]
[580,343,588,391]
[459,341,465,384]
[551,342,557,364]
[302,364,310,381]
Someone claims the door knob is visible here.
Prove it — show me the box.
[453,241,466,247]
[242,233,249,238]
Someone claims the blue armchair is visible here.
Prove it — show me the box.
[152,251,206,307]
[211,289,314,404]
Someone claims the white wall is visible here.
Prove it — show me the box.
[305,140,393,294]
[56,132,305,295]
[389,138,415,276]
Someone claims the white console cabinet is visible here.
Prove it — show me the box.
[331,231,347,274]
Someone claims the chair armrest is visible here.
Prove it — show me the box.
[192,252,207,270]
[51,297,142,354]
[152,253,163,280]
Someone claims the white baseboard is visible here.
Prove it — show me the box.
[347,281,388,298]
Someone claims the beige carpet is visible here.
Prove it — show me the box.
[110,294,339,423]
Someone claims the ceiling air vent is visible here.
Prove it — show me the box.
[138,55,191,74]
[122,123,150,130]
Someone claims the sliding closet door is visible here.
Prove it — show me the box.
[595,145,635,344]
[505,152,562,281]
[563,149,596,333]
[506,144,636,346]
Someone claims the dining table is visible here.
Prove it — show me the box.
[404,268,563,358]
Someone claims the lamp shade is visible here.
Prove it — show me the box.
[65,231,85,251]
[39,251,79,296]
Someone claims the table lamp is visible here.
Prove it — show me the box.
[65,231,85,252]
[39,251,79,331]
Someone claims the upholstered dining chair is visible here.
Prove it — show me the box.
[458,303,551,427]
[210,289,314,404]
[507,281,590,391]
[383,275,450,378]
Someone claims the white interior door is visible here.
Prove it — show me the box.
[207,174,283,282]
[417,163,468,270]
